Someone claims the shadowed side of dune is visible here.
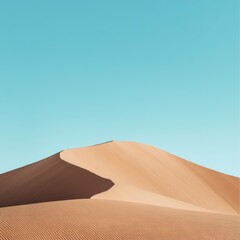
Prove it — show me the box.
[0,153,114,207]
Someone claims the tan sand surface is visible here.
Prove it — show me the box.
[0,141,239,239]
[61,141,239,215]
[0,199,239,240]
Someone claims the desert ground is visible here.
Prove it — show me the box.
[0,141,239,239]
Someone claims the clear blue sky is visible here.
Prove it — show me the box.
[0,0,239,176]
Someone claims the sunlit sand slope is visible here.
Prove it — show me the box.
[61,141,239,215]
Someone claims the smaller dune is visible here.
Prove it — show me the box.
[0,199,239,240]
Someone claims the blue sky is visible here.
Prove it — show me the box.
[0,0,239,176]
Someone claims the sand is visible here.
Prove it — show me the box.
[61,141,239,215]
[0,153,113,207]
[1,200,239,240]
[0,141,239,239]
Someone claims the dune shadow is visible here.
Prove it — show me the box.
[0,153,114,207]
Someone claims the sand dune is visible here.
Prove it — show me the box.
[0,199,239,240]
[61,141,239,215]
[0,141,239,239]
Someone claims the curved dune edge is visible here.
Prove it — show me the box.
[0,199,239,240]
[60,141,239,215]
[0,153,114,208]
